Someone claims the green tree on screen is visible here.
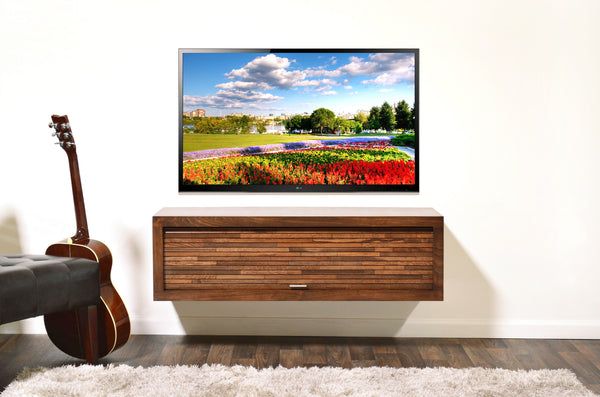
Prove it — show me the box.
[379,102,396,131]
[285,115,304,131]
[395,100,413,130]
[354,111,368,128]
[310,108,336,133]
[367,106,381,130]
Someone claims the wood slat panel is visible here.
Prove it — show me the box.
[164,269,433,275]
[165,257,432,264]
[163,228,434,292]
[164,261,433,267]
[164,263,433,269]
[165,275,432,282]
[164,239,434,244]
[165,230,433,238]
[165,250,432,256]
[164,283,433,290]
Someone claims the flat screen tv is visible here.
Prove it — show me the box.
[179,49,418,192]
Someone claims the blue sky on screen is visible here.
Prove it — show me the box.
[183,52,415,116]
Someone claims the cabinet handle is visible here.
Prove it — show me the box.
[289,284,307,289]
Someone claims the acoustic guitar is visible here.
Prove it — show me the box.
[45,115,130,360]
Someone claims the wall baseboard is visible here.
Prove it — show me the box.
[2,316,599,339]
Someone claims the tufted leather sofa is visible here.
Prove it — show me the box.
[0,254,99,325]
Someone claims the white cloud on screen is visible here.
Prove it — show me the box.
[184,52,414,111]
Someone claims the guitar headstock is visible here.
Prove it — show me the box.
[48,114,76,152]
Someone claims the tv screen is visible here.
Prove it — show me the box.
[179,49,418,192]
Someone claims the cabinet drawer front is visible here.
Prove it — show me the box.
[163,228,434,291]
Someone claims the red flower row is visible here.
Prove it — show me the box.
[183,159,415,185]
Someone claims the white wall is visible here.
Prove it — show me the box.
[1,0,599,338]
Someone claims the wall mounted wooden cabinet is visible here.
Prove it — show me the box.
[153,208,443,301]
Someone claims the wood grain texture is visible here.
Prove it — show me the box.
[154,207,442,218]
[45,239,130,360]
[153,208,443,301]
[1,335,598,394]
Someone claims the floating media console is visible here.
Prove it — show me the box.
[153,208,443,301]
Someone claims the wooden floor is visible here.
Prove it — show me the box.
[1,335,599,393]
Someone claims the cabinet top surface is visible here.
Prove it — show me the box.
[154,207,442,218]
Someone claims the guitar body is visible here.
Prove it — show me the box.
[44,239,130,359]
[43,115,130,361]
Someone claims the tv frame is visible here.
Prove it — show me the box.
[178,48,419,193]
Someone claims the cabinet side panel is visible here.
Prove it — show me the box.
[153,218,166,299]
[432,219,444,300]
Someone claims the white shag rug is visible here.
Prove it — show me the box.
[1,364,596,397]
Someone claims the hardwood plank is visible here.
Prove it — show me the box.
[375,353,402,367]
[206,343,234,365]
[417,339,444,358]
[559,351,600,385]
[1,335,600,394]
[478,338,508,349]
[279,348,303,368]
[231,343,257,366]
[157,339,187,366]
[485,347,523,369]
[350,359,377,368]
[416,340,448,367]
[303,341,328,367]
[128,335,174,367]
[372,341,399,355]
[326,343,353,368]
[571,340,600,372]
[440,343,474,369]
[0,334,17,352]
[255,343,279,369]
[529,340,573,370]
[462,340,499,368]
[348,343,375,363]
[504,339,547,370]
[179,336,211,365]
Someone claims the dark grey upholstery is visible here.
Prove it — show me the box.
[0,254,99,325]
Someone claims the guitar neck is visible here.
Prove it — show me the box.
[50,114,90,243]
[66,147,89,243]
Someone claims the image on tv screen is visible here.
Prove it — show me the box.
[180,49,418,191]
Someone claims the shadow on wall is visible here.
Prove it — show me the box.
[0,211,24,333]
[118,226,148,324]
[171,224,495,337]
[442,224,495,337]
[0,212,23,253]
[173,300,418,337]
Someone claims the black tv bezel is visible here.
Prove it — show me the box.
[178,48,419,193]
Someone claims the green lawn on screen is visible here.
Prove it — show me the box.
[182,133,393,152]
